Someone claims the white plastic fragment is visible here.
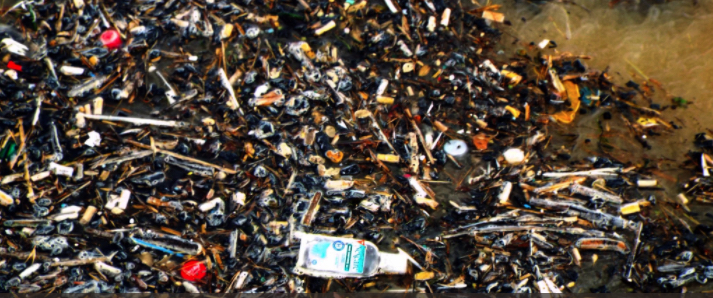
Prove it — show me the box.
[219,68,240,110]
[384,0,398,13]
[49,162,75,177]
[536,280,550,293]
[84,131,102,147]
[72,0,85,10]
[18,263,42,280]
[1,38,28,56]
[443,139,468,156]
[543,277,562,293]
[538,39,551,49]
[427,16,436,32]
[79,113,184,127]
[397,40,413,57]
[480,59,500,74]
[502,148,525,165]
[232,192,246,207]
[702,153,710,177]
[32,96,42,126]
[53,205,82,221]
[95,262,122,277]
[376,79,389,95]
[105,189,131,210]
[59,65,86,76]
[498,181,512,205]
[4,69,18,80]
[183,281,201,293]
[441,8,451,27]
[198,198,225,212]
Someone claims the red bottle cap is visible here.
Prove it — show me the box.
[180,260,207,281]
[7,61,22,71]
[100,30,122,49]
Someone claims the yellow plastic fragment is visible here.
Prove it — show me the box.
[637,117,658,128]
[377,154,400,163]
[501,69,522,85]
[620,202,641,215]
[552,81,580,124]
[415,271,435,281]
[301,43,315,59]
[505,105,520,118]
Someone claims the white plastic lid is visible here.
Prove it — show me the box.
[378,251,409,274]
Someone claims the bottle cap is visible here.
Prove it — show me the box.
[100,30,122,49]
[180,260,207,281]
[378,251,409,274]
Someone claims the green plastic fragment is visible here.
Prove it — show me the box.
[0,140,17,161]
[672,97,688,108]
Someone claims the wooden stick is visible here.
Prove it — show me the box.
[127,140,237,174]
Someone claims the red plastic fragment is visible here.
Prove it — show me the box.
[180,260,207,281]
[7,61,22,71]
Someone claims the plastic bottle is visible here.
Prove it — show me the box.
[293,233,410,279]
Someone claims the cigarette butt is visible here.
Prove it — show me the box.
[433,121,448,132]
[93,97,103,115]
[620,202,641,215]
[80,206,98,225]
[637,179,657,188]
[376,96,394,105]
[315,20,336,36]
[677,193,689,205]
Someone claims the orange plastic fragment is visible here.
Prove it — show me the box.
[325,149,344,163]
[553,81,581,124]
[472,134,489,150]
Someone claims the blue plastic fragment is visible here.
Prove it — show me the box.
[130,237,184,257]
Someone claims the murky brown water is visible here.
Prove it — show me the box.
[485,0,713,292]
[491,0,713,163]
